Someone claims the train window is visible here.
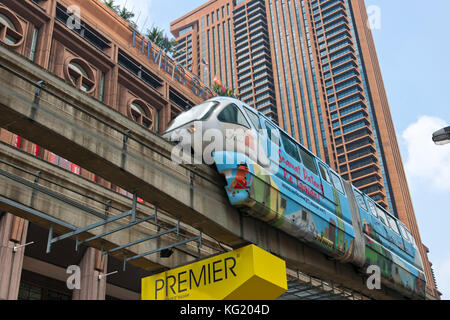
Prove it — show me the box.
[386,215,400,234]
[199,101,220,120]
[330,171,345,194]
[376,207,389,226]
[245,109,262,130]
[280,132,301,162]
[218,103,250,128]
[166,101,219,132]
[354,190,368,211]
[266,122,280,145]
[368,201,378,217]
[319,163,331,184]
[299,146,318,175]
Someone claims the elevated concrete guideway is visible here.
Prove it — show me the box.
[0,46,401,299]
[0,140,223,272]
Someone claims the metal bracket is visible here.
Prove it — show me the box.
[122,229,202,271]
[77,210,156,251]
[13,241,34,253]
[46,223,54,254]
[153,205,158,225]
[30,80,46,120]
[103,217,180,259]
[98,270,118,281]
[47,191,140,253]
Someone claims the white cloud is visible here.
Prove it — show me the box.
[434,256,450,300]
[402,116,450,192]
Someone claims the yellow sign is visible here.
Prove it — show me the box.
[141,245,287,300]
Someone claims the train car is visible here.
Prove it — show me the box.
[163,97,426,299]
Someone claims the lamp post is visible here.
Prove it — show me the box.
[432,126,450,145]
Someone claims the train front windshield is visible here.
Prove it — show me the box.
[165,101,219,133]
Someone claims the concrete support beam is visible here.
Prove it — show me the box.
[0,45,241,247]
[0,141,215,272]
[72,248,107,300]
[0,213,28,300]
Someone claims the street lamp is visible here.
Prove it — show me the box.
[432,126,450,145]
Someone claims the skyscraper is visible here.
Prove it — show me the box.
[171,0,278,121]
[171,0,439,298]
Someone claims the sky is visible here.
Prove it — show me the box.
[365,0,450,300]
[113,0,450,299]
[113,0,205,35]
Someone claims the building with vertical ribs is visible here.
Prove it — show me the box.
[171,0,440,299]
[171,0,278,122]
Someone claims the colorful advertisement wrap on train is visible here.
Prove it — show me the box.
[361,218,426,298]
[214,149,424,299]
[215,150,354,259]
[166,97,426,299]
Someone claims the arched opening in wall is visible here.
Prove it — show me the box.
[0,7,24,47]
[64,57,96,94]
[128,99,154,131]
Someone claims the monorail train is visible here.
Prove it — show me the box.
[163,97,426,299]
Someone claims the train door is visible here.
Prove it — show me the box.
[298,145,324,198]
[401,226,424,271]
[375,207,400,255]
[316,161,335,212]
[398,222,415,258]
[384,212,407,255]
[353,188,373,235]
[264,120,281,171]
[242,107,271,167]
[328,170,353,225]
[366,199,388,242]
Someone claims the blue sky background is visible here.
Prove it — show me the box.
[365,0,450,300]
[115,0,450,299]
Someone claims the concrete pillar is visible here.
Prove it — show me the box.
[72,247,107,300]
[0,213,29,300]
